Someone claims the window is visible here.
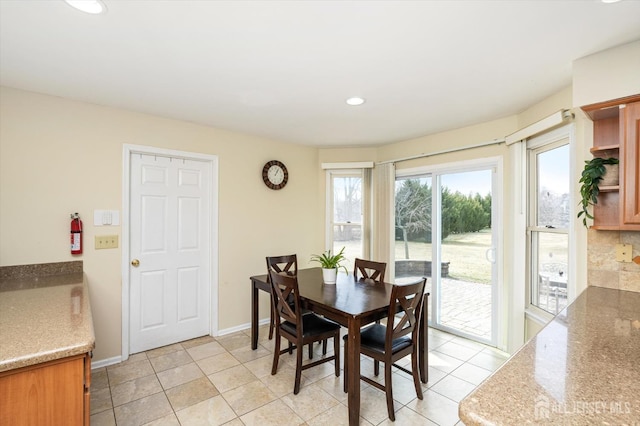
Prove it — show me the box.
[528,137,570,315]
[327,170,364,269]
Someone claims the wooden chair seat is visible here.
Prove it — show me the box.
[281,314,340,337]
[359,323,413,354]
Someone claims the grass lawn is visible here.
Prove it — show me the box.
[395,230,493,284]
[339,228,568,285]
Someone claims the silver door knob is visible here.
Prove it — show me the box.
[131,259,140,267]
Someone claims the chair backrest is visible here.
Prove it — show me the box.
[354,258,386,283]
[269,270,302,330]
[266,254,298,279]
[386,279,426,345]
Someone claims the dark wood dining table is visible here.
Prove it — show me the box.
[250,267,429,426]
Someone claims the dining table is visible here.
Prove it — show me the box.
[250,267,429,426]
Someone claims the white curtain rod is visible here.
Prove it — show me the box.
[376,138,506,165]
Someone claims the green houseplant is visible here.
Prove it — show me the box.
[578,157,619,228]
[310,247,348,284]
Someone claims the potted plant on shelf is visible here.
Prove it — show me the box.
[578,157,619,228]
[310,247,348,284]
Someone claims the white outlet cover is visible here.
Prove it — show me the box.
[94,210,120,226]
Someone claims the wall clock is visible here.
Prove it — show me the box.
[262,160,288,190]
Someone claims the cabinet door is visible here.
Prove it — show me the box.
[622,101,640,224]
[0,356,85,426]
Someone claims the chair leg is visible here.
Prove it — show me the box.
[374,360,380,376]
[268,295,275,340]
[385,361,395,421]
[271,331,281,375]
[343,339,348,393]
[322,338,328,355]
[333,336,340,377]
[294,342,303,395]
[412,350,423,400]
[308,343,313,359]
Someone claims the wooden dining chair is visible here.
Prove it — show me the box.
[266,254,326,359]
[353,258,386,283]
[343,278,426,421]
[269,270,341,394]
[265,254,298,340]
[354,258,387,327]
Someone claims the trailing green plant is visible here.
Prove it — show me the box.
[578,157,619,228]
[310,247,348,273]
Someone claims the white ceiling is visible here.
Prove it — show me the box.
[1,1,639,147]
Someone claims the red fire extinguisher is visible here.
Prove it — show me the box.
[70,213,83,255]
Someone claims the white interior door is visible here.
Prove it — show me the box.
[129,153,211,353]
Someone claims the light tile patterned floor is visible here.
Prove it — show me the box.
[90,326,509,426]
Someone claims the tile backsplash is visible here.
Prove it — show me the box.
[588,230,640,292]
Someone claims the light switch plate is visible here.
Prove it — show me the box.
[94,210,120,226]
[95,235,119,250]
[615,243,632,263]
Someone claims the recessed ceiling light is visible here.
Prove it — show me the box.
[64,0,107,14]
[601,0,622,3]
[346,97,365,106]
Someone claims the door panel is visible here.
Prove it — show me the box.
[178,197,200,249]
[140,270,166,329]
[438,170,494,343]
[142,196,167,252]
[623,101,640,224]
[130,154,211,353]
[395,164,498,346]
[178,267,200,321]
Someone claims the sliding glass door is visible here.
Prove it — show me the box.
[395,161,499,345]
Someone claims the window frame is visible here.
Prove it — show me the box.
[325,169,368,269]
[525,127,574,319]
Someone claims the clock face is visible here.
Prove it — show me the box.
[262,160,288,190]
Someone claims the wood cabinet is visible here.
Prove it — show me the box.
[581,94,640,230]
[622,101,640,225]
[0,353,91,426]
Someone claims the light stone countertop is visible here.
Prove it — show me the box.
[0,267,95,373]
[459,286,640,425]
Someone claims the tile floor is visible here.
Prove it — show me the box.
[90,326,509,426]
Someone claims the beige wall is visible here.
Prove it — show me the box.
[0,87,323,362]
[573,39,640,107]
[376,116,517,165]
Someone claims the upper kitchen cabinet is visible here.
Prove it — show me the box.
[622,101,640,225]
[582,94,640,231]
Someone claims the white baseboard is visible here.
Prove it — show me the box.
[216,318,270,337]
[92,318,271,369]
[91,355,122,370]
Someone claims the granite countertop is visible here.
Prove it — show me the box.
[0,262,95,373]
[459,286,640,424]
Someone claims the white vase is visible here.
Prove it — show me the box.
[322,268,337,284]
